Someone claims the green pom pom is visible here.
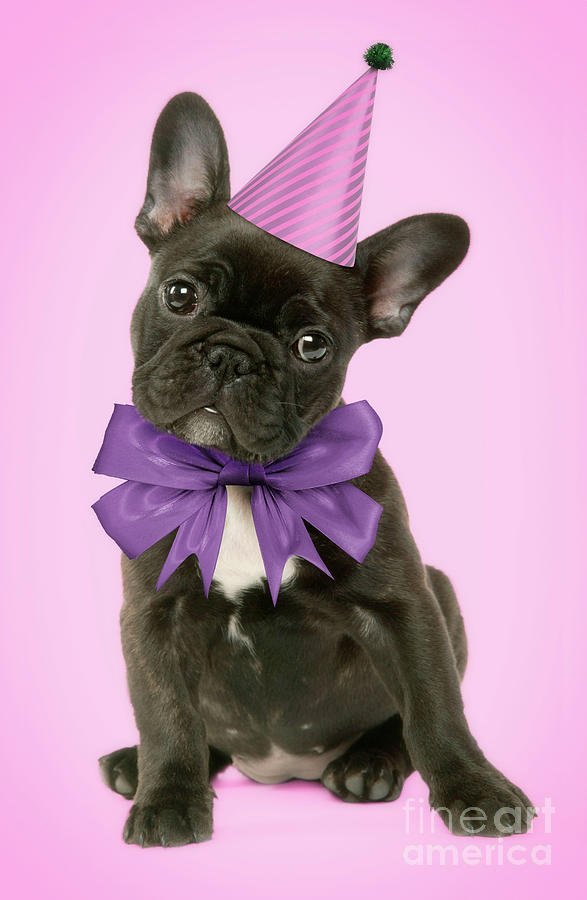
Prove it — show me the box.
[363,43,394,70]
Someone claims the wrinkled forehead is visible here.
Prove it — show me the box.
[160,206,327,280]
[153,205,355,333]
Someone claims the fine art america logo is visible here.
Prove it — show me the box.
[402,798,554,866]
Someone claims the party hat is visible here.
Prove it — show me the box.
[228,43,393,267]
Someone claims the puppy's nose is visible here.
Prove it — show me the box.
[206,345,256,381]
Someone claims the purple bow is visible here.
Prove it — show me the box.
[92,402,383,604]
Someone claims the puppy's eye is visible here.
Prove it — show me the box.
[164,281,198,315]
[295,333,328,362]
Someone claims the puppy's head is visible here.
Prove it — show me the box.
[131,93,469,462]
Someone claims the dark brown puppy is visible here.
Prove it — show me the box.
[99,93,534,847]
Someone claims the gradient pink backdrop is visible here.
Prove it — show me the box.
[2,0,585,896]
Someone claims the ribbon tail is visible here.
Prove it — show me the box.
[251,486,332,606]
[157,486,227,593]
[278,482,383,563]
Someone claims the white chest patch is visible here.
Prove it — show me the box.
[211,485,297,600]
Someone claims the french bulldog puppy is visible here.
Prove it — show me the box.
[99,93,534,847]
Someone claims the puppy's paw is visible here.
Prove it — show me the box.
[99,746,138,799]
[123,796,213,848]
[321,750,406,803]
[431,766,536,837]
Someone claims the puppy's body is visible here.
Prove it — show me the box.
[99,92,534,846]
[119,452,404,778]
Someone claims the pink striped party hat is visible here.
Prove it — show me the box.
[228,43,394,267]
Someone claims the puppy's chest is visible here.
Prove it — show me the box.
[211,485,296,599]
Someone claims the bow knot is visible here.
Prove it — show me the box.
[218,460,266,487]
[92,401,383,604]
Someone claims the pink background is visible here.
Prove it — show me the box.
[2,0,585,896]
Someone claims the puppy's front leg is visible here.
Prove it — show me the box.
[120,574,213,848]
[346,568,534,836]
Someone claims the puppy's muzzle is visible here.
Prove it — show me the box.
[132,318,272,427]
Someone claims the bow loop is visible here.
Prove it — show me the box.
[92,404,229,490]
[92,401,383,603]
[263,401,383,491]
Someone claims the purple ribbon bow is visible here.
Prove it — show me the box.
[92,401,383,604]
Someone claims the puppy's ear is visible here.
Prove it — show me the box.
[135,92,230,250]
[356,213,470,339]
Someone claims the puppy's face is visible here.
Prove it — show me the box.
[131,204,363,460]
[131,93,469,462]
